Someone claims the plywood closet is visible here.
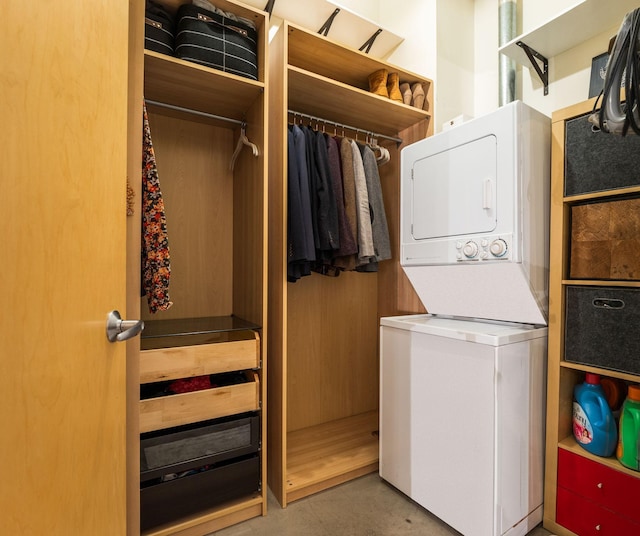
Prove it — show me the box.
[131,1,269,534]
[267,21,432,507]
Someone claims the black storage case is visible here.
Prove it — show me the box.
[174,4,258,80]
[140,413,260,530]
[564,112,640,196]
[564,286,640,375]
[144,0,175,56]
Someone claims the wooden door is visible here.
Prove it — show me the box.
[1,2,132,534]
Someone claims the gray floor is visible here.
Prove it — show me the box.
[212,474,554,536]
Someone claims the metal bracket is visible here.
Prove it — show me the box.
[264,0,275,17]
[318,8,340,36]
[359,29,383,54]
[516,41,549,95]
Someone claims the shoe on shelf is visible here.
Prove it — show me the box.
[399,82,412,105]
[411,82,425,109]
[387,72,403,102]
[368,69,389,98]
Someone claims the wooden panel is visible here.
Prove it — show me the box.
[140,333,259,383]
[2,1,129,534]
[266,24,289,507]
[141,113,234,320]
[286,411,379,502]
[127,1,146,533]
[288,66,430,138]
[140,372,259,433]
[287,273,379,431]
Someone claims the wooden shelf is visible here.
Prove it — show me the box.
[499,0,640,66]
[287,22,420,91]
[142,494,263,536]
[288,66,429,137]
[144,50,265,122]
[286,411,379,503]
[561,279,640,287]
[559,361,640,383]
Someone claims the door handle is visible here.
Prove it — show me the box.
[106,310,144,342]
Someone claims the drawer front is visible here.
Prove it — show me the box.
[140,371,260,433]
[140,413,259,481]
[557,448,640,523]
[140,332,260,383]
[141,454,260,531]
[556,486,640,536]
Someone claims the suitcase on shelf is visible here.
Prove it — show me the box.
[144,0,175,56]
[174,3,258,80]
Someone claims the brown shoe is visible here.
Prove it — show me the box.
[399,82,412,105]
[368,69,389,97]
[387,72,403,102]
[411,82,425,109]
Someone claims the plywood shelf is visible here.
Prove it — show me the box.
[558,437,640,479]
[288,66,429,138]
[144,50,265,123]
[285,411,379,503]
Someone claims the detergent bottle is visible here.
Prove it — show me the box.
[573,373,617,457]
[617,384,640,471]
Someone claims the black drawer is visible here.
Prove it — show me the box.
[565,286,640,374]
[140,454,260,531]
[140,413,259,482]
[565,112,640,196]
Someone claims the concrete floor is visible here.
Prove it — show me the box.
[212,474,554,536]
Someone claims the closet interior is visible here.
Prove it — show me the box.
[135,0,268,534]
[267,21,432,507]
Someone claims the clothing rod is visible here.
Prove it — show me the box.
[146,99,244,126]
[288,109,403,144]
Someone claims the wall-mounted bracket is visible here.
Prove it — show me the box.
[359,29,383,54]
[516,41,549,95]
[264,0,276,17]
[318,8,341,36]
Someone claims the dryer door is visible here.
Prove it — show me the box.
[411,134,497,240]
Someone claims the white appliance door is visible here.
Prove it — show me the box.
[411,134,497,240]
[410,331,496,536]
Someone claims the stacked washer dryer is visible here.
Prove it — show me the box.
[379,101,550,536]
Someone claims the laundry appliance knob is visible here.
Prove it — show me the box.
[462,241,479,258]
[490,238,508,257]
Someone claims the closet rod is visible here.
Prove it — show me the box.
[146,99,244,126]
[288,109,403,145]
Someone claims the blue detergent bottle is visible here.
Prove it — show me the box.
[573,373,618,457]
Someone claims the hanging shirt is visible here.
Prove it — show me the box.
[141,101,173,313]
[351,139,376,267]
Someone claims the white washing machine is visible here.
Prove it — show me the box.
[380,315,547,536]
[380,102,551,536]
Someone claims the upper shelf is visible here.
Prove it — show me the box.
[144,51,265,122]
[499,0,639,66]
[288,66,430,137]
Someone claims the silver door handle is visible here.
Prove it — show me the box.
[106,310,144,342]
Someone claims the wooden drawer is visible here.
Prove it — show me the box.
[140,371,260,433]
[556,486,640,536]
[140,330,260,383]
[557,448,640,523]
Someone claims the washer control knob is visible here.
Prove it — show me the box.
[490,238,508,257]
[462,241,479,258]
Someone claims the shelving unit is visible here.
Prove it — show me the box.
[499,0,639,94]
[267,20,432,508]
[543,97,640,536]
[135,1,269,534]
